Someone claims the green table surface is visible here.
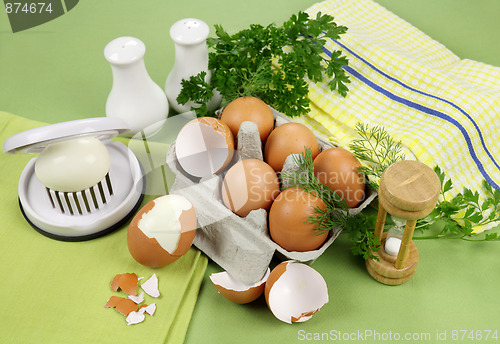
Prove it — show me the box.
[2,1,500,343]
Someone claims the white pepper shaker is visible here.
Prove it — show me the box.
[165,18,221,113]
[105,36,168,137]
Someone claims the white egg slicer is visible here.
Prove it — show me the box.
[3,117,145,241]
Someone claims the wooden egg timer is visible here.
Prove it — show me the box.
[366,160,440,285]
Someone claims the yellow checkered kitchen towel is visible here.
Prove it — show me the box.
[299,0,500,229]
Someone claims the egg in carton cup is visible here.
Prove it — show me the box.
[166,108,376,285]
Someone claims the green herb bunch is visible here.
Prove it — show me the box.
[284,123,499,262]
[414,167,500,241]
[348,123,500,243]
[177,11,350,117]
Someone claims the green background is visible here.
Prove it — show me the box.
[1,1,500,343]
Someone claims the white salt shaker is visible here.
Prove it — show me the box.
[165,18,221,113]
[105,36,169,137]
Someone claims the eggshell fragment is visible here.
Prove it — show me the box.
[210,268,270,304]
[140,303,157,316]
[175,117,234,178]
[110,273,138,296]
[126,311,146,325]
[141,273,160,298]
[127,195,197,268]
[265,261,328,324]
[105,296,138,316]
[128,292,144,304]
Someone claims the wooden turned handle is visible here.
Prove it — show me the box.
[395,219,417,269]
[374,205,387,240]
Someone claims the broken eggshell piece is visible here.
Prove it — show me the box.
[265,261,328,324]
[141,273,160,298]
[210,268,270,304]
[174,117,234,178]
[105,296,138,316]
[127,195,197,268]
[110,273,138,296]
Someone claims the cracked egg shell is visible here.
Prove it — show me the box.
[175,117,234,178]
[210,268,270,304]
[127,195,197,268]
[265,261,328,324]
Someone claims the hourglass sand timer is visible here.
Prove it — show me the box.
[366,160,441,285]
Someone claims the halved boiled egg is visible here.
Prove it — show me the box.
[265,261,328,324]
[127,194,197,267]
[210,268,270,304]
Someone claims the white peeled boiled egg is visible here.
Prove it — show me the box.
[34,137,110,192]
[175,117,234,178]
[265,261,328,324]
[210,268,270,304]
[127,194,197,267]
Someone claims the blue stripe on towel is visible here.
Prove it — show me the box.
[330,39,500,173]
[320,43,499,190]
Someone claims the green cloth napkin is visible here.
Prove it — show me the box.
[0,111,207,344]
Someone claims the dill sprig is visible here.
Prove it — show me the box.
[348,122,406,190]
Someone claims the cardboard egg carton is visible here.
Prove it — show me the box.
[166,108,376,284]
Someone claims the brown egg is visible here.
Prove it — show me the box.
[221,159,280,217]
[220,96,275,142]
[268,187,328,252]
[127,195,197,268]
[264,122,319,172]
[313,147,365,208]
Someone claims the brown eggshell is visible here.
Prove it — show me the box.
[127,195,197,268]
[104,296,138,316]
[264,262,289,307]
[110,273,138,296]
[264,122,319,172]
[221,159,280,217]
[313,147,365,208]
[210,269,269,304]
[268,187,328,252]
[220,96,275,142]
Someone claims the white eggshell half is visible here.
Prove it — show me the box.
[175,118,233,178]
[268,262,329,324]
[211,267,270,291]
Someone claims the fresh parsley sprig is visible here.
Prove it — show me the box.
[177,11,350,117]
[414,167,500,241]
